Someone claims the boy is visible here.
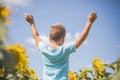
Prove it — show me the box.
[25,11,97,80]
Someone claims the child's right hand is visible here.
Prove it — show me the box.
[25,13,34,24]
[87,11,97,23]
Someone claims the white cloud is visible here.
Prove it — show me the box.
[40,35,49,43]
[26,33,74,45]
[26,34,49,45]
[26,37,35,45]
[74,32,80,39]
[26,32,88,46]
[65,33,73,43]
[26,47,39,54]
[3,0,32,7]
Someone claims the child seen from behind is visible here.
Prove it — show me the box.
[25,11,97,80]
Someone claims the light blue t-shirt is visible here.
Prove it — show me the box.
[38,41,76,80]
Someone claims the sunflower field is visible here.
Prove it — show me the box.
[0,1,120,80]
[68,57,120,80]
[0,1,36,80]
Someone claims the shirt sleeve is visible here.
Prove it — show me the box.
[37,41,47,53]
[63,41,76,55]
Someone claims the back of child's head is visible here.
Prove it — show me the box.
[49,23,66,44]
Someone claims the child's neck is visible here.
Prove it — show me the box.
[50,42,59,49]
[50,41,63,49]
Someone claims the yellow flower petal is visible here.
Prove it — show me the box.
[1,6,11,17]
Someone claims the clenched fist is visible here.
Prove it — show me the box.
[25,13,34,24]
[88,11,97,23]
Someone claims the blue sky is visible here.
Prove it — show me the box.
[3,0,120,79]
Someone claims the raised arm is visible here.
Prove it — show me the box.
[25,13,41,46]
[75,11,97,48]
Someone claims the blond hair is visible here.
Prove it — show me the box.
[49,23,66,42]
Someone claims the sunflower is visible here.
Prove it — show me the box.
[93,57,105,71]
[0,5,10,17]
[80,68,87,78]
[0,4,11,23]
[92,57,105,78]
[68,70,78,80]
[68,70,74,80]
[24,67,37,80]
[6,43,28,71]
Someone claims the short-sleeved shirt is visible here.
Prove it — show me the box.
[37,41,76,80]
